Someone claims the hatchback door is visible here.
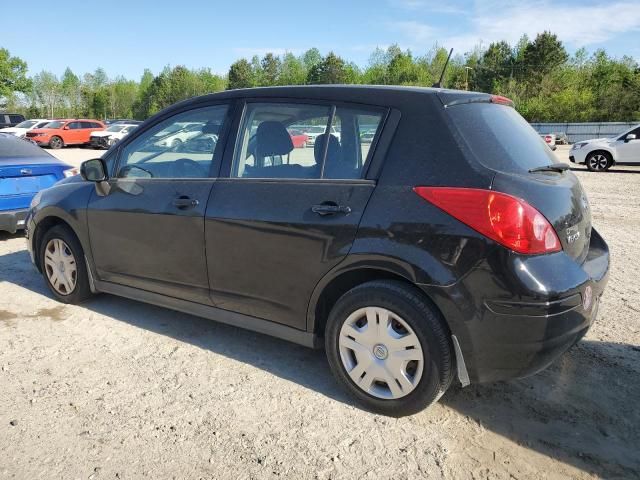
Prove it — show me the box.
[206,101,386,329]
[445,100,592,262]
[86,103,231,304]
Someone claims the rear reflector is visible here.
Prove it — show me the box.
[413,187,561,254]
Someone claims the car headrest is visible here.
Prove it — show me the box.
[314,133,341,165]
[256,121,293,158]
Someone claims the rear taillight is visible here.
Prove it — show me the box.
[413,187,561,254]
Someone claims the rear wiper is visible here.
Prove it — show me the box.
[529,163,569,173]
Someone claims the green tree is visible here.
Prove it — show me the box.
[307,52,351,84]
[0,48,30,100]
[228,59,255,89]
[260,53,281,86]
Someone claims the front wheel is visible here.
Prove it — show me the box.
[325,280,453,416]
[586,152,611,171]
[39,225,93,304]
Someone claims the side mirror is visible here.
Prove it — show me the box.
[80,158,108,182]
[63,125,70,130]
[625,133,637,142]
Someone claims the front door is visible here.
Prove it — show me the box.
[206,101,386,329]
[616,126,640,163]
[87,103,231,304]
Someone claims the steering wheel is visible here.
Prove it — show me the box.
[169,158,208,178]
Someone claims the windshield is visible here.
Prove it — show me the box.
[44,121,65,129]
[447,103,555,173]
[106,125,126,132]
[15,120,38,129]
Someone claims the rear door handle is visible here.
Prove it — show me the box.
[311,203,351,216]
[173,196,199,209]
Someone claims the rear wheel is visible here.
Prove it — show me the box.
[49,136,63,149]
[325,280,453,416]
[586,152,611,171]
[40,225,92,304]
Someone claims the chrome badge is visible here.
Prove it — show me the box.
[20,168,32,175]
[566,227,581,244]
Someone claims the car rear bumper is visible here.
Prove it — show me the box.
[420,228,610,384]
[0,208,29,234]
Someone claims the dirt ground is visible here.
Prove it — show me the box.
[1,146,639,479]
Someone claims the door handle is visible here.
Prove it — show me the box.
[311,203,351,216]
[173,196,199,209]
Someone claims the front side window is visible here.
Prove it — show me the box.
[232,102,384,180]
[67,121,82,129]
[44,121,65,129]
[117,104,228,179]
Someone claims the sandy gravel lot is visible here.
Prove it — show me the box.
[1,146,639,479]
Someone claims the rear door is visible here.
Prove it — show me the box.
[206,100,386,329]
[86,103,232,304]
[65,121,83,144]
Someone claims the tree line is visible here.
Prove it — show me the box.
[1,32,638,122]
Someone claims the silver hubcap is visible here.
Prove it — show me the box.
[589,154,608,170]
[338,307,424,400]
[44,239,77,295]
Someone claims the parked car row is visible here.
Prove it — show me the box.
[0,117,142,150]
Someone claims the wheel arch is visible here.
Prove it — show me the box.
[586,148,615,164]
[31,213,86,273]
[307,262,452,340]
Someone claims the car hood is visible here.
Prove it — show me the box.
[91,131,112,137]
[0,128,21,134]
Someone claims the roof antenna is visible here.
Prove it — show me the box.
[432,48,454,88]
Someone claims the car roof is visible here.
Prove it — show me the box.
[160,85,488,113]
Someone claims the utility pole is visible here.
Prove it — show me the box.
[464,67,473,91]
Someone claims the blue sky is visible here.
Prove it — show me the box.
[3,0,640,80]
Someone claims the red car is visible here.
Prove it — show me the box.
[27,119,106,149]
[288,129,309,148]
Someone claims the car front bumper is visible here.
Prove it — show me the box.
[421,228,610,384]
[0,208,29,234]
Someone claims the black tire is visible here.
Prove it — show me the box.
[39,224,93,304]
[586,151,612,172]
[49,136,63,149]
[325,280,454,417]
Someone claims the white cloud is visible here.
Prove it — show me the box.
[390,0,640,53]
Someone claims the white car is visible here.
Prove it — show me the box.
[0,119,50,138]
[298,125,341,145]
[154,122,204,148]
[90,123,139,149]
[570,124,640,171]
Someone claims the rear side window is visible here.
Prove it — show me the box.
[9,115,24,124]
[447,103,555,173]
[232,102,384,180]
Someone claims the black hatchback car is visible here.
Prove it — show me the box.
[25,86,609,416]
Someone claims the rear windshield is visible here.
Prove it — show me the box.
[447,103,555,173]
